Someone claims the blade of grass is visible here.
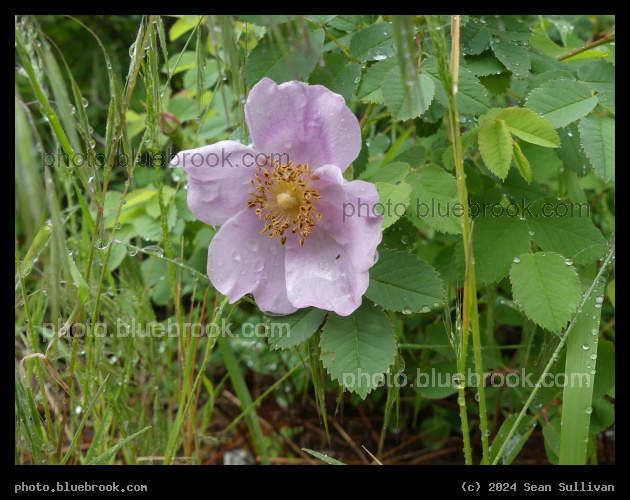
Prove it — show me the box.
[559,271,605,464]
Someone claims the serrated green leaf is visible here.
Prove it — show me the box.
[423,58,490,116]
[464,214,532,287]
[597,91,615,114]
[308,53,361,102]
[577,60,615,93]
[460,20,491,55]
[525,79,598,129]
[374,182,412,229]
[490,38,531,78]
[320,302,396,399]
[349,22,396,61]
[380,216,418,251]
[578,113,615,182]
[528,69,576,94]
[496,107,560,148]
[529,27,569,59]
[406,165,462,234]
[525,198,607,266]
[382,67,435,121]
[478,72,512,95]
[556,123,591,176]
[245,27,324,86]
[478,118,513,179]
[512,140,532,182]
[465,50,506,76]
[356,57,398,103]
[366,249,444,312]
[509,252,582,333]
[267,307,327,350]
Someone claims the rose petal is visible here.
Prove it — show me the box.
[170,141,261,225]
[284,226,369,316]
[313,166,383,272]
[207,208,295,314]
[245,78,361,172]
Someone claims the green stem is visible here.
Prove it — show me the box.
[428,14,490,465]
[556,29,615,61]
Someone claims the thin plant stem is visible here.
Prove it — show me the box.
[427,14,490,464]
[556,29,615,61]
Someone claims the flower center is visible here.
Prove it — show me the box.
[247,158,322,247]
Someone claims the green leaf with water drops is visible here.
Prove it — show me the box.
[356,57,398,103]
[85,426,152,465]
[460,19,492,55]
[349,22,396,61]
[267,307,327,350]
[366,249,444,313]
[308,53,361,102]
[509,252,582,334]
[597,91,615,115]
[456,214,532,287]
[382,66,435,121]
[524,198,607,266]
[423,57,491,116]
[320,301,396,399]
[490,38,531,78]
[464,50,506,77]
[559,274,605,464]
[556,123,591,175]
[524,79,598,129]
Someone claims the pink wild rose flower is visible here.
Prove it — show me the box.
[170,78,383,316]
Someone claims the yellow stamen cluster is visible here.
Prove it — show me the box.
[247,158,322,247]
